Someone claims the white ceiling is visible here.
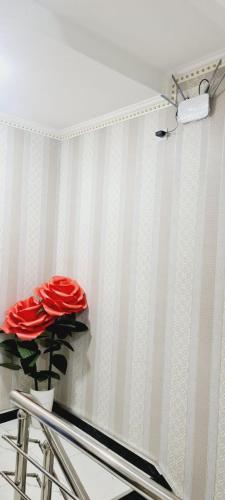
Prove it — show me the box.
[37,0,225,70]
[1,0,225,131]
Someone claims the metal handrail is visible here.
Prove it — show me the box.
[2,434,79,500]
[10,390,181,500]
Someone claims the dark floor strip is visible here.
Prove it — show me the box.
[53,401,172,493]
[0,408,17,424]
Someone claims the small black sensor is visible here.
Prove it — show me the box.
[155,130,167,138]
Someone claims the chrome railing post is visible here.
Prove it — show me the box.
[43,425,90,500]
[41,441,54,500]
[14,409,30,500]
[9,390,181,500]
[2,435,78,499]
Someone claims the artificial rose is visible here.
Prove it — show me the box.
[35,275,87,318]
[1,296,54,341]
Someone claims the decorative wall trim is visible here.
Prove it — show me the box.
[1,54,224,140]
[0,96,168,141]
[176,59,225,83]
[0,112,62,141]
[170,57,225,102]
[59,96,168,140]
[173,49,225,80]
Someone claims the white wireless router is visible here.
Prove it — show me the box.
[177,93,210,124]
[156,59,225,138]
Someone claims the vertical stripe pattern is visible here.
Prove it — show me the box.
[167,120,202,495]
[0,126,59,397]
[55,95,225,500]
[0,91,225,500]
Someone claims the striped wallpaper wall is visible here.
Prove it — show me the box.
[55,92,225,500]
[0,92,225,500]
[0,124,60,404]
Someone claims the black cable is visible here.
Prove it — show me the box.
[155,111,178,139]
[199,78,209,95]
[167,111,178,134]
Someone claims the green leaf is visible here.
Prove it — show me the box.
[57,340,74,351]
[54,323,88,338]
[52,354,67,374]
[34,370,60,382]
[28,372,46,381]
[20,351,41,374]
[20,359,32,374]
[55,329,70,340]
[50,371,61,380]
[17,346,35,359]
[0,339,19,357]
[28,356,39,368]
[16,340,39,361]
[43,339,74,352]
[56,313,76,325]
[73,321,88,332]
[0,363,21,370]
[56,323,76,329]
[28,351,40,367]
[17,339,38,351]
[38,337,54,348]
[43,344,61,354]
[17,340,39,351]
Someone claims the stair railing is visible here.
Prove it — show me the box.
[0,390,181,500]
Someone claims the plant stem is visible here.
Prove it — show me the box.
[33,365,38,391]
[48,331,55,390]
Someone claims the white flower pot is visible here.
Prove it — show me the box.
[30,388,55,428]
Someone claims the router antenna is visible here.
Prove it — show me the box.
[206,59,222,93]
[161,94,178,108]
[172,74,186,100]
[210,67,225,98]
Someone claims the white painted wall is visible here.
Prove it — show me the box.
[0,124,60,405]
[54,93,225,500]
[0,57,225,500]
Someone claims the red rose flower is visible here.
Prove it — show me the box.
[1,296,54,341]
[35,275,87,318]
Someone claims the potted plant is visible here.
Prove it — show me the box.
[0,276,88,413]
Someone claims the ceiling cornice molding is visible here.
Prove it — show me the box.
[0,112,62,141]
[169,52,225,103]
[59,95,168,140]
[0,96,168,141]
[1,52,225,141]
[172,49,225,79]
